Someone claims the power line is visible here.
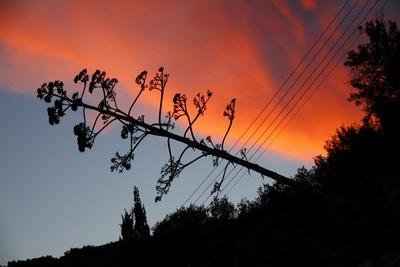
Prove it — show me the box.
[197,0,373,205]
[224,29,366,197]
[220,0,383,202]
[182,0,352,206]
[218,0,379,201]
[238,0,372,159]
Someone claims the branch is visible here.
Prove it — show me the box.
[128,71,148,116]
[149,67,169,129]
[37,68,296,202]
[183,91,213,138]
[172,93,197,141]
[212,161,232,195]
[222,98,236,151]
[155,151,207,202]
[83,99,294,184]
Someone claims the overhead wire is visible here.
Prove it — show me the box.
[181,0,352,206]
[196,0,373,205]
[224,27,367,197]
[218,0,384,202]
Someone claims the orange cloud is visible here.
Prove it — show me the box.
[0,1,365,163]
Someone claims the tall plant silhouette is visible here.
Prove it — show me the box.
[132,187,150,240]
[120,209,134,242]
[120,186,149,241]
[37,67,295,201]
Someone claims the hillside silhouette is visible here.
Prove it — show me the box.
[6,17,400,267]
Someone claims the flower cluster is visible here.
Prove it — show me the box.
[73,122,93,152]
[111,151,134,173]
[193,90,212,116]
[37,81,65,103]
[171,93,188,120]
[149,67,169,91]
[135,71,148,91]
[74,69,89,85]
[46,100,62,125]
[71,92,81,111]
[37,81,69,125]
[155,157,183,202]
[88,70,118,105]
[223,98,236,121]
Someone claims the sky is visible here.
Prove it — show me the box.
[1,0,399,265]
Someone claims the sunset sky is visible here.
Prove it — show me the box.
[1,0,399,264]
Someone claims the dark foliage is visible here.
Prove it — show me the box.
[119,209,134,242]
[345,17,400,136]
[152,204,209,238]
[208,196,236,221]
[119,186,150,242]
[132,187,150,240]
[9,182,399,266]
[8,256,58,267]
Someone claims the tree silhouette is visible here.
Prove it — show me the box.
[318,17,400,201]
[119,186,149,241]
[152,204,209,238]
[120,209,134,242]
[308,125,391,203]
[344,18,400,203]
[36,67,295,201]
[209,196,236,221]
[132,187,150,240]
[287,17,400,256]
[345,17,400,135]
